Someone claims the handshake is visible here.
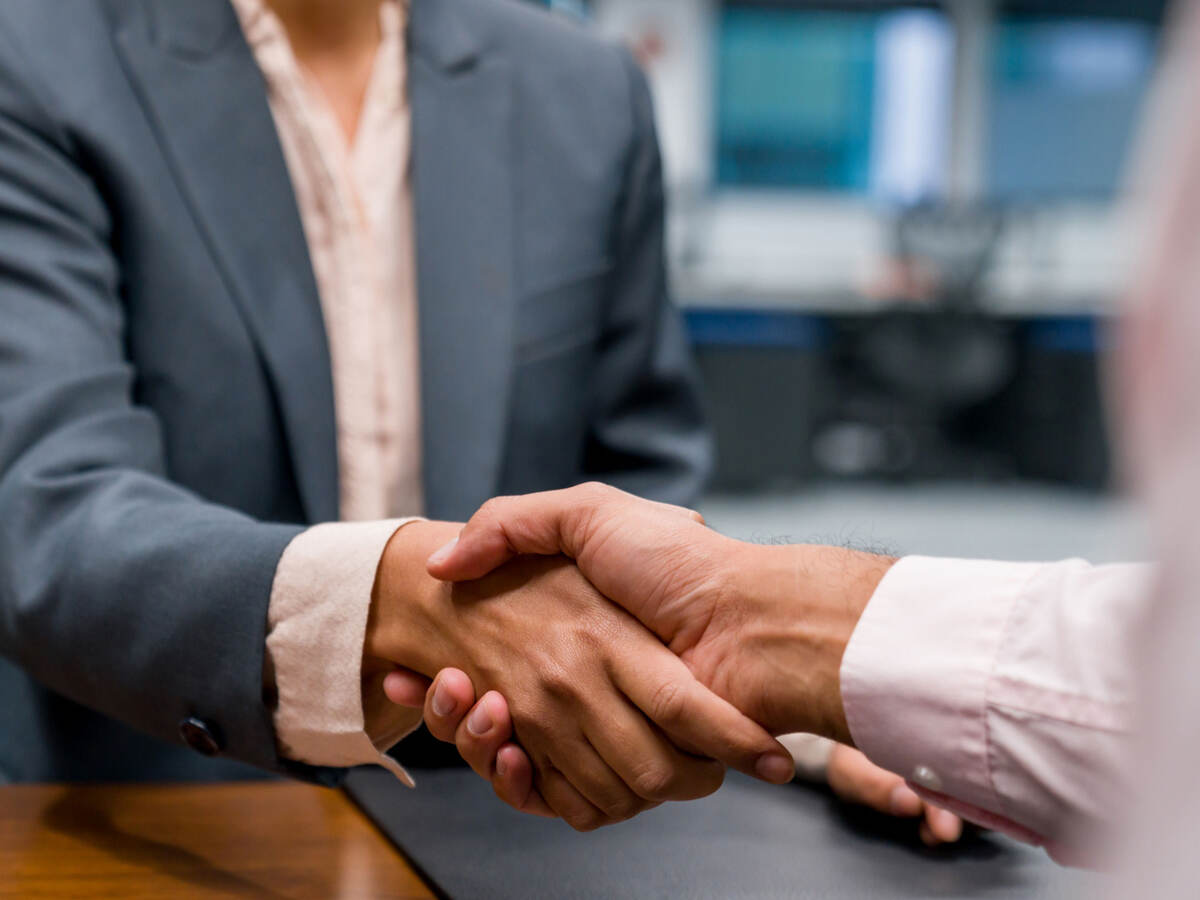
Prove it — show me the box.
[363,484,947,837]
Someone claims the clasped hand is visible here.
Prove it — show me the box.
[374,485,960,844]
[364,514,793,832]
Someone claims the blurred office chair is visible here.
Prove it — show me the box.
[814,204,1017,479]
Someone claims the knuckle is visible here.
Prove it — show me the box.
[539,665,577,703]
[576,482,617,507]
[631,764,678,802]
[475,496,511,524]
[646,678,688,728]
[597,790,644,821]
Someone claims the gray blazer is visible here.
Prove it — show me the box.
[0,0,711,783]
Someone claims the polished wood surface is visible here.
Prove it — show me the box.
[0,781,437,898]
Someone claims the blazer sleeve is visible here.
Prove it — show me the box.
[581,49,714,507]
[0,35,331,781]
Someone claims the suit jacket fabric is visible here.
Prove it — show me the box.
[0,0,710,783]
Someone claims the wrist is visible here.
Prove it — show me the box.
[364,520,463,679]
[725,543,895,743]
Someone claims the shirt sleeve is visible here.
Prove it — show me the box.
[266,518,426,786]
[840,555,1152,848]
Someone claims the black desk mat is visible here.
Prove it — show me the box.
[345,768,1103,899]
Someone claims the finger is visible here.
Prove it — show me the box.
[583,702,725,804]
[422,669,477,743]
[493,744,556,818]
[919,820,938,847]
[612,642,794,784]
[426,484,632,581]
[546,736,652,825]
[448,693,557,820]
[382,668,432,709]
[923,806,964,844]
[536,764,619,833]
[454,691,513,779]
[827,745,923,818]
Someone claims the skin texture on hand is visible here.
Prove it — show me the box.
[365,520,793,831]
[424,484,895,742]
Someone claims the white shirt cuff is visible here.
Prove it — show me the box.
[839,556,1045,820]
[266,517,425,786]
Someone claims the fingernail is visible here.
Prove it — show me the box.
[467,700,493,736]
[889,783,922,817]
[431,681,455,718]
[496,753,508,777]
[756,752,794,784]
[428,537,459,567]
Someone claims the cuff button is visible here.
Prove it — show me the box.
[179,717,223,757]
[911,764,943,792]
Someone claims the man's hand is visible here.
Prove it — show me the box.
[365,521,794,831]
[825,744,964,847]
[387,667,965,845]
[425,485,895,742]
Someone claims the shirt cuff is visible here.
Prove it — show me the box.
[266,518,425,786]
[839,555,1046,827]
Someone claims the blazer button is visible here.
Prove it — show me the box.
[179,717,223,757]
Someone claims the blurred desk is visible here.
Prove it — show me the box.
[0,781,435,899]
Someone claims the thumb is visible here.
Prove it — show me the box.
[427,485,623,581]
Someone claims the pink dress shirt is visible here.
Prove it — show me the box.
[842,558,1149,860]
[230,0,425,783]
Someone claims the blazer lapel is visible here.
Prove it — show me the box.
[409,0,517,520]
[108,0,339,524]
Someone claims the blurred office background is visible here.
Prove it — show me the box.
[537,0,1162,561]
